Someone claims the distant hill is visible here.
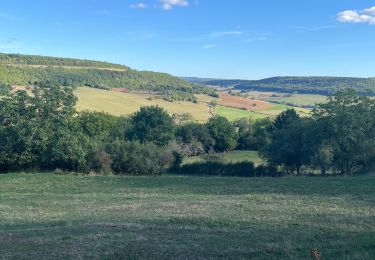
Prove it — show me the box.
[190,76,375,95]
[0,53,216,99]
[182,77,220,83]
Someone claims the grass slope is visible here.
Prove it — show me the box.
[0,174,374,259]
[75,87,212,122]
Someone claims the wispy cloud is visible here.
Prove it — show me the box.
[203,44,216,49]
[244,37,267,43]
[337,6,375,25]
[160,0,189,10]
[130,3,148,9]
[211,31,244,37]
[295,25,338,33]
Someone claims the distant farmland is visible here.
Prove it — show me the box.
[74,87,311,122]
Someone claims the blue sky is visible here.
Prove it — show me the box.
[0,0,374,79]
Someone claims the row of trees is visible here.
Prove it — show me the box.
[203,77,375,95]
[1,83,373,176]
[0,83,236,175]
[0,53,218,101]
[261,91,375,175]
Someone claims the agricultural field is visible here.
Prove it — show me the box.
[0,174,374,259]
[76,87,309,122]
[218,92,274,110]
[182,150,264,166]
[244,91,327,107]
[75,87,214,122]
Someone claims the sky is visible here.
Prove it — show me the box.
[0,0,374,79]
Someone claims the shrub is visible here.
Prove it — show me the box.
[105,141,174,176]
[87,149,113,175]
[254,165,280,177]
[175,161,255,177]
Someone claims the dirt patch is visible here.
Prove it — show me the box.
[218,92,273,110]
[12,85,30,92]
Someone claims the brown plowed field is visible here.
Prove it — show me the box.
[219,92,273,110]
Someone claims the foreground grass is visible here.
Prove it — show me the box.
[0,174,374,259]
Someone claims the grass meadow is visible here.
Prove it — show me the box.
[75,87,213,122]
[75,87,311,122]
[0,174,374,259]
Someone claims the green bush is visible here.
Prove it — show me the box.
[105,141,174,176]
[175,161,255,177]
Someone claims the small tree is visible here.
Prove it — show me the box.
[207,116,237,152]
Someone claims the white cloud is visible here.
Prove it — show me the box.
[337,6,375,25]
[160,0,189,10]
[203,44,216,49]
[130,3,148,9]
[211,31,244,37]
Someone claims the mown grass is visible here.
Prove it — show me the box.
[216,104,310,121]
[183,150,264,166]
[216,105,268,120]
[0,174,374,259]
[245,91,327,107]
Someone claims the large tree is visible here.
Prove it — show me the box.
[260,109,312,174]
[313,90,375,174]
[0,83,91,172]
[130,106,175,146]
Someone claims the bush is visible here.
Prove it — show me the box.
[255,165,280,177]
[105,141,174,176]
[87,149,113,175]
[175,161,281,178]
[175,161,255,177]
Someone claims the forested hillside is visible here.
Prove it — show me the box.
[199,76,375,95]
[0,53,216,99]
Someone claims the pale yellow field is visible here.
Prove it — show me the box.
[75,87,213,121]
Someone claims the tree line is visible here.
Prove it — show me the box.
[201,76,375,95]
[0,83,374,176]
[0,53,218,102]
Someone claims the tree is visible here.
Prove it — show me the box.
[130,106,175,146]
[206,116,237,152]
[236,118,272,150]
[77,111,118,141]
[176,122,215,152]
[0,83,91,172]
[313,90,375,175]
[260,109,311,174]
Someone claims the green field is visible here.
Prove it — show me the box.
[0,174,374,259]
[75,87,311,122]
[216,104,310,121]
[183,150,264,166]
